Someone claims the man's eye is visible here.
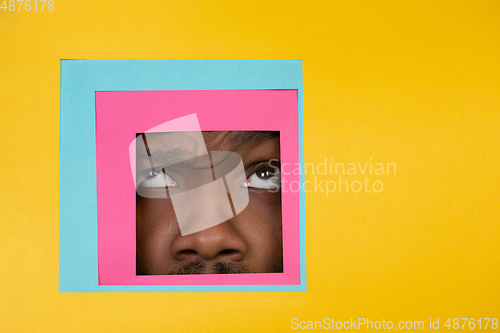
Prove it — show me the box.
[242,166,281,190]
[140,169,179,188]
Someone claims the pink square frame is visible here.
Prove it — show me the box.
[96,89,300,285]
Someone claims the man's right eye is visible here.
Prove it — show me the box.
[241,166,281,190]
[140,169,179,188]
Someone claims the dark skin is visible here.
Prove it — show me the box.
[136,131,283,275]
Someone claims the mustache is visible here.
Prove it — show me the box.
[168,261,249,275]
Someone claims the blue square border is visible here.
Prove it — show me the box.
[59,60,306,292]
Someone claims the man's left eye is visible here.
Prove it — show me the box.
[139,169,179,188]
[242,166,281,190]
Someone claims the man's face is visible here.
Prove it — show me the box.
[136,131,283,274]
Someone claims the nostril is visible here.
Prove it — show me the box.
[174,248,242,261]
[176,249,198,259]
[219,249,238,255]
[178,249,239,257]
[170,222,248,261]
[217,249,244,261]
[178,250,197,255]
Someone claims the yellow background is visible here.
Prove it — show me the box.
[1,0,499,331]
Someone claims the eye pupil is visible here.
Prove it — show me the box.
[257,167,274,179]
[147,170,158,178]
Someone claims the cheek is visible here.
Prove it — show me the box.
[237,191,283,272]
[136,196,178,274]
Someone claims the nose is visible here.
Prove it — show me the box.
[170,221,247,261]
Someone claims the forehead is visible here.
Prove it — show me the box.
[141,131,279,153]
[203,131,279,151]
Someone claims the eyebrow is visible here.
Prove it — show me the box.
[148,148,194,163]
[136,136,195,172]
[209,131,280,151]
[139,131,280,162]
[138,132,206,164]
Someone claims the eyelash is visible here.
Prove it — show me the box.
[139,161,281,190]
[140,169,179,187]
[242,162,281,190]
